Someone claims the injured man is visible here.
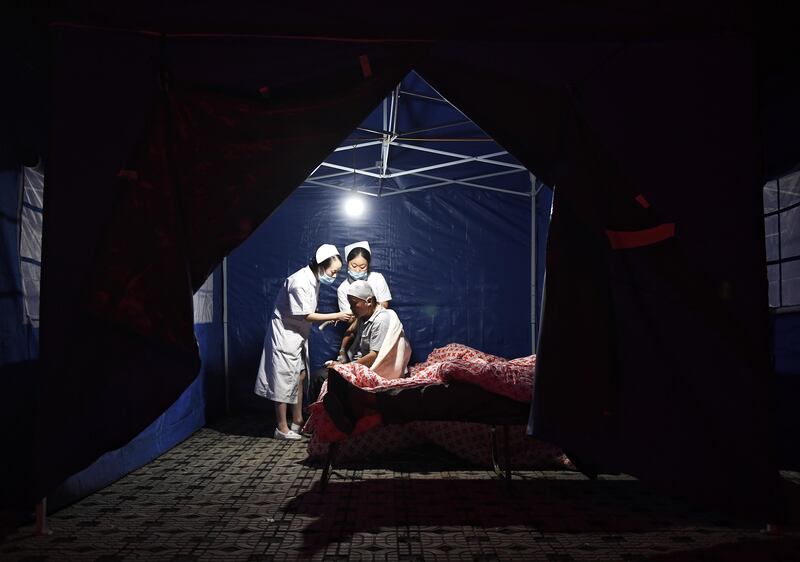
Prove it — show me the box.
[305,284,538,445]
[327,279,412,380]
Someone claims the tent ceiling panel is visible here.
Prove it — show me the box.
[304,71,534,198]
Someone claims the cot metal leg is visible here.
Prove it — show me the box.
[320,443,339,492]
[489,426,503,478]
[503,424,512,490]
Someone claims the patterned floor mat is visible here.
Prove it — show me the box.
[2,413,799,561]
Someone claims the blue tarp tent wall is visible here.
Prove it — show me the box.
[0,157,226,510]
[2,2,799,519]
[773,310,800,468]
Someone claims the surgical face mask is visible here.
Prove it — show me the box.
[319,272,336,285]
[348,269,368,281]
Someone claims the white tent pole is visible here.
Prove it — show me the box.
[380,181,528,198]
[398,120,471,136]
[299,181,379,196]
[384,157,502,179]
[390,143,526,170]
[531,173,537,354]
[379,84,400,186]
[390,84,400,136]
[317,162,383,178]
[332,140,384,152]
[356,126,386,136]
[398,89,450,103]
[222,256,230,414]
[380,168,524,196]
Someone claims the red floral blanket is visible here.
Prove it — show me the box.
[305,344,570,469]
[306,343,534,442]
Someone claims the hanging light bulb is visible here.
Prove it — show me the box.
[344,195,365,217]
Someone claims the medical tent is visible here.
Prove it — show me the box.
[224,70,551,413]
[1,1,799,520]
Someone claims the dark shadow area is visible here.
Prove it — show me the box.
[204,411,276,437]
[776,373,800,471]
[0,360,38,512]
[781,476,800,526]
[300,441,498,473]
[212,412,571,475]
[285,478,753,554]
[0,511,31,544]
[301,443,504,479]
[648,535,800,561]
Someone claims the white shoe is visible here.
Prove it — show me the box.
[274,428,302,440]
[290,422,304,433]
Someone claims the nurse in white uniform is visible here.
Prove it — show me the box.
[336,241,392,361]
[255,244,353,440]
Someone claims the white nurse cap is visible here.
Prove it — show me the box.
[315,244,339,263]
[346,280,374,301]
[345,240,371,259]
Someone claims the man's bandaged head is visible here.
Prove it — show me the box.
[346,280,374,301]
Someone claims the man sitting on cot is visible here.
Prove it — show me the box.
[321,280,530,434]
[327,279,412,379]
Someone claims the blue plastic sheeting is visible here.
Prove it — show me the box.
[0,164,40,509]
[0,165,39,509]
[48,268,225,509]
[772,310,800,468]
[48,372,206,510]
[772,310,800,377]
[0,167,38,366]
[226,184,546,411]
[196,269,228,420]
[1,155,222,508]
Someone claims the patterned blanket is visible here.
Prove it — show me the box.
[305,344,573,469]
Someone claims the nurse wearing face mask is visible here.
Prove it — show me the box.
[336,241,392,361]
[255,244,354,440]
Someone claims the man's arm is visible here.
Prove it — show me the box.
[355,351,378,368]
[338,319,359,361]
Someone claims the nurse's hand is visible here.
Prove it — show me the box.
[335,312,354,323]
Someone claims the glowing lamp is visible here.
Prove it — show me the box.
[344,195,365,217]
